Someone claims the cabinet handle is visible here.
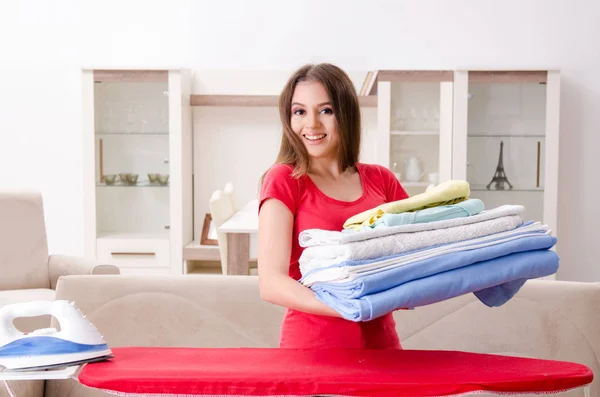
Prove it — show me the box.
[111,252,156,256]
[536,141,541,188]
[99,139,104,182]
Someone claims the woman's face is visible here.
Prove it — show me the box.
[290,80,339,161]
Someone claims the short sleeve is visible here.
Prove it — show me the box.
[379,165,409,202]
[259,163,298,215]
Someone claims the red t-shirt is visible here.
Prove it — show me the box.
[259,162,409,349]
[259,162,409,281]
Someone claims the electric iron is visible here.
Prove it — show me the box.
[0,300,113,371]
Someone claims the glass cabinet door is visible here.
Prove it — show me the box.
[377,71,454,196]
[466,74,546,222]
[93,74,171,240]
[452,70,560,232]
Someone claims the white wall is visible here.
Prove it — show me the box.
[1,0,599,282]
[190,70,378,241]
[0,0,191,257]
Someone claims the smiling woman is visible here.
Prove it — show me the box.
[257,63,409,350]
[273,63,362,178]
[290,82,339,160]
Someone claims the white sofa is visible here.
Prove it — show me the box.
[8,275,590,397]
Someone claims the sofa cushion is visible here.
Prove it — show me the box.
[52,275,285,348]
[0,190,50,290]
[0,288,55,333]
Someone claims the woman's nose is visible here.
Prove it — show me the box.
[305,111,320,129]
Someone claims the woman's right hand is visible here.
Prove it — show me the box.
[257,198,342,318]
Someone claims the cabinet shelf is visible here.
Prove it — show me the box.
[183,241,220,261]
[392,130,439,136]
[98,231,170,240]
[468,134,545,138]
[470,185,544,192]
[96,181,169,187]
[95,132,169,136]
[190,94,377,107]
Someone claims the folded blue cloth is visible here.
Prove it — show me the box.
[310,233,556,299]
[314,249,559,321]
[374,198,485,228]
[344,198,485,233]
[473,278,528,307]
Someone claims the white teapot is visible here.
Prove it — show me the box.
[404,155,425,182]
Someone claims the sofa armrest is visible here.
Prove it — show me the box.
[48,255,120,289]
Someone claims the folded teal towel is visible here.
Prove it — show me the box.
[368,198,484,230]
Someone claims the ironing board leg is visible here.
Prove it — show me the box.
[2,380,17,397]
[583,384,591,397]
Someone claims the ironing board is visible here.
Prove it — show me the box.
[73,347,593,397]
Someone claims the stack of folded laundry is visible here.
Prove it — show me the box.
[298,180,559,322]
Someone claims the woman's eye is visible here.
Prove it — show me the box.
[321,108,333,115]
[293,109,305,116]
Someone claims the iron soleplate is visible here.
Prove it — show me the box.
[4,354,114,372]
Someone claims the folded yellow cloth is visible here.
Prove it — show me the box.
[343,180,471,230]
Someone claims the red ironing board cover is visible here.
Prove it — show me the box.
[78,347,593,397]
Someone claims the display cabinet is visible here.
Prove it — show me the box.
[376,70,560,237]
[81,68,193,275]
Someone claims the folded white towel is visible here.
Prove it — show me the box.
[299,204,524,248]
[299,215,523,274]
[300,222,549,286]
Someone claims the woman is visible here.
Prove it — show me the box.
[258,63,408,349]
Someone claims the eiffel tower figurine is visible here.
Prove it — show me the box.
[486,140,513,190]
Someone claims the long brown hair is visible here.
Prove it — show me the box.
[268,63,362,179]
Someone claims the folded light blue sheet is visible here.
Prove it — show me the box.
[342,199,485,233]
[310,233,556,299]
[313,248,559,322]
[373,198,485,229]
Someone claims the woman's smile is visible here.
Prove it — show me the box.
[303,133,328,144]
